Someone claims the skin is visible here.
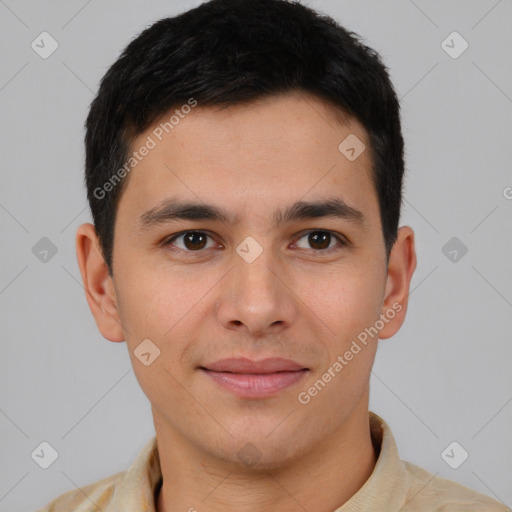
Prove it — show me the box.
[76,91,416,512]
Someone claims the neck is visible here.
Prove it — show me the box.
[155,398,376,512]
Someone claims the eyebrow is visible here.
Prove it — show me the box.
[137,196,366,232]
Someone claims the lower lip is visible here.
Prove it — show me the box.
[200,369,309,398]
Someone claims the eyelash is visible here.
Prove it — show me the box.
[162,229,348,255]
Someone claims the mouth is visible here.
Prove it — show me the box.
[199,357,309,398]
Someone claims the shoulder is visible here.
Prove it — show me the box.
[35,470,125,511]
[401,460,510,512]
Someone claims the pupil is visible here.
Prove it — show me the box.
[185,232,207,250]
[310,231,330,250]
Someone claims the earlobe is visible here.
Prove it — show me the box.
[75,223,125,343]
[378,226,417,340]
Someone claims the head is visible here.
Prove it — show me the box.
[77,0,416,470]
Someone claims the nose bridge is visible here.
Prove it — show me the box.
[216,234,297,333]
[234,236,281,304]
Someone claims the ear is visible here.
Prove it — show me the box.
[378,225,417,340]
[75,223,125,342]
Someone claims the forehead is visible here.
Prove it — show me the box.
[117,91,379,229]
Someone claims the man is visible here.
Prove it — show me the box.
[37,0,509,510]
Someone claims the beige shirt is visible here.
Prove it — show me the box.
[37,411,510,511]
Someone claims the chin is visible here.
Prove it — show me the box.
[210,433,308,473]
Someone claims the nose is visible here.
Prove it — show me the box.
[215,245,299,337]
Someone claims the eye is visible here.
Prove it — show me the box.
[294,230,347,252]
[163,230,218,252]
[162,229,347,255]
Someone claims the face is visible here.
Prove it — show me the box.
[78,91,416,470]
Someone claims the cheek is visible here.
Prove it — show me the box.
[115,259,208,341]
[114,262,220,390]
[304,265,384,341]
[116,270,199,413]
[301,275,381,408]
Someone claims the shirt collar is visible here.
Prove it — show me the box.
[106,411,408,511]
[105,434,162,511]
[335,411,410,511]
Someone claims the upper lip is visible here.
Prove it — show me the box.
[201,357,308,374]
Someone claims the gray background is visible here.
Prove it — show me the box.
[1,0,511,510]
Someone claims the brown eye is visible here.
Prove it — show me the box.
[164,231,215,252]
[294,230,346,251]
